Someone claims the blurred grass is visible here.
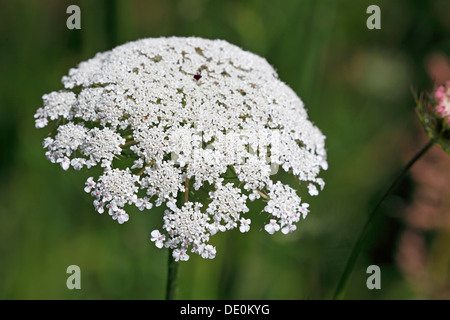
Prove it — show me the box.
[0,0,449,299]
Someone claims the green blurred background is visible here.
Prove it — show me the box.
[1,0,449,300]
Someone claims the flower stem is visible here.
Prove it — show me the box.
[165,179,190,300]
[333,139,435,300]
[185,178,190,203]
[120,140,136,147]
[165,249,178,300]
[256,189,270,201]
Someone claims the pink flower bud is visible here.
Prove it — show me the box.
[434,82,450,126]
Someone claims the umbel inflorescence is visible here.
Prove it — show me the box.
[34,37,327,261]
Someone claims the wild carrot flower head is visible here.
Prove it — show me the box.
[34,37,327,260]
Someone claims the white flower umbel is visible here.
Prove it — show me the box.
[206,183,249,235]
[162,202,211,261]
[35,37,327,261]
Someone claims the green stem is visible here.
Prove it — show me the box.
[165,179,190,300]
[333,139,435,300]
[165,249,178,300]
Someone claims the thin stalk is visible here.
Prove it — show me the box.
[256,189,270,201]
[165,178,190,300]
[120,140,135,147]
[165,249,178,300]
[137,159,155,176]
[333,139,435,300]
